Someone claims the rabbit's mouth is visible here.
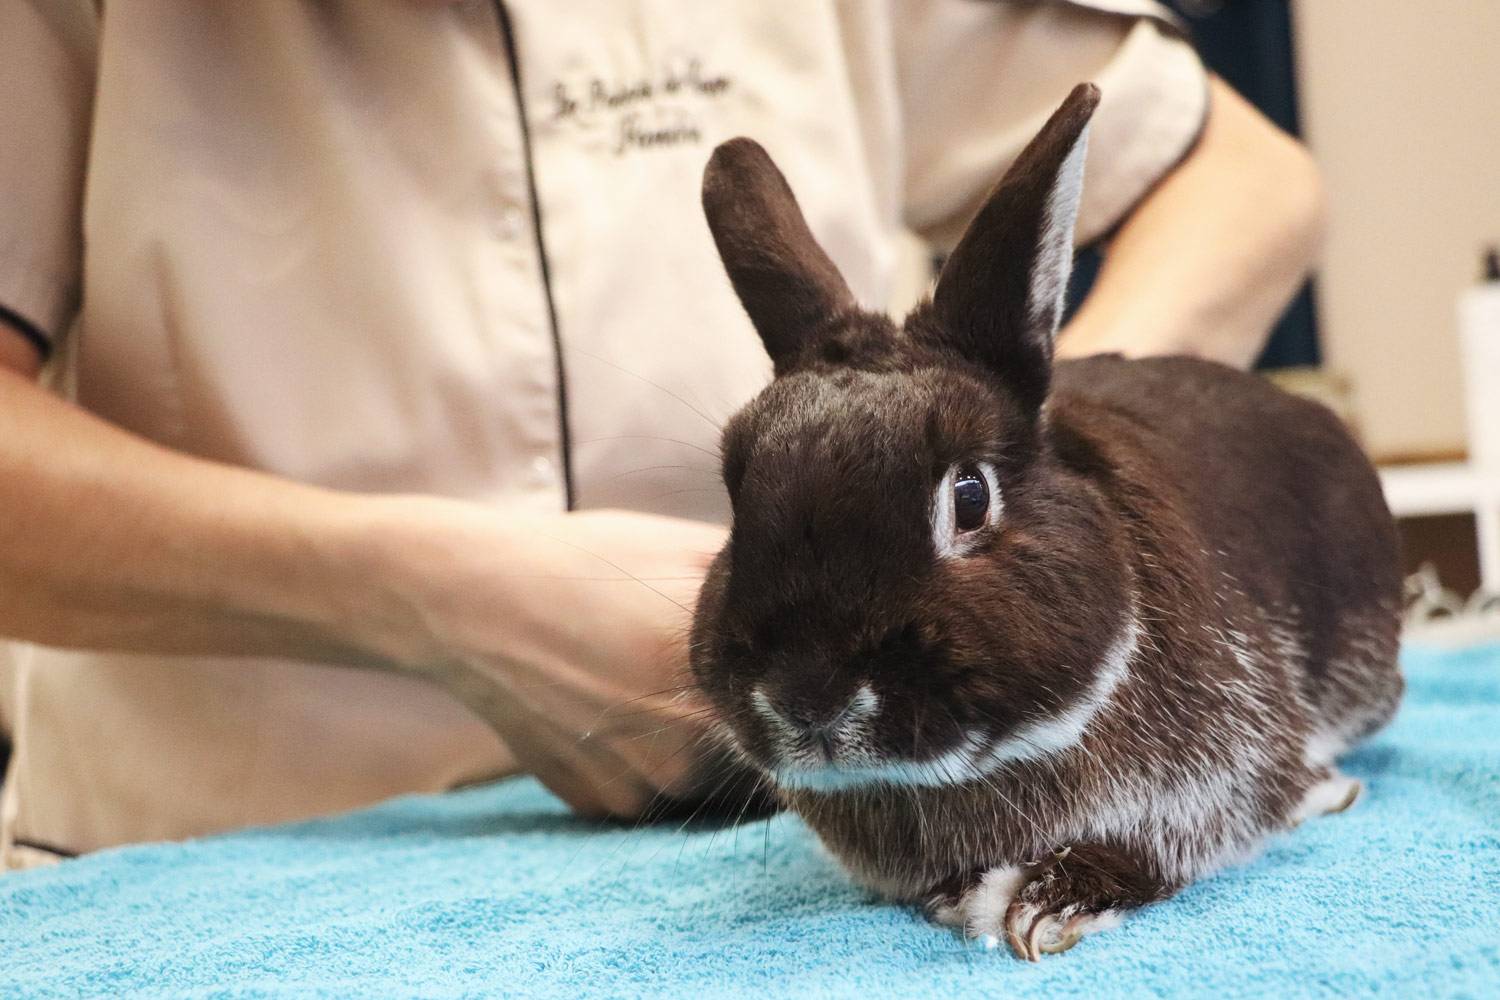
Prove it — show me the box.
[745,616,1142,793]
[744,682,998,792]
[769,730,994,792]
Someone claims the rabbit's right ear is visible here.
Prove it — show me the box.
[703,139,857,373]
[924,83,1100,414]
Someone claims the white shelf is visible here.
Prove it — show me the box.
[1379,462,1487,517]
[1379,460,1500,592]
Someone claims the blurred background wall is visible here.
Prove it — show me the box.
[1292,0,1500,465]
[1147,0,1500,606]
[1159,0,1499,464]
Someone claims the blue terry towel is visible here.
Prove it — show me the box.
[3,643,1498,999]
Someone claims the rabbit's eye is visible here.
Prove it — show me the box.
[932,460,1001,559]
[953,465,989,532]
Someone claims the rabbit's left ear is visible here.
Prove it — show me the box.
[703,138,857,374]
[924,83,1100,413]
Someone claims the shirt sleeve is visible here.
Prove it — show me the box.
[896,0,1207,252]
[0,1,97,359]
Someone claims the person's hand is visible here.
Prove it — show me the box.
[358,497,741,818]
[0,343,746,820]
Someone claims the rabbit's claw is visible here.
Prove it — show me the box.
[1003,895,1118,962]
[928,843,1169,960]
[997,848,1112,961]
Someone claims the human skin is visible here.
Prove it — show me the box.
[0,75,1324,820]
[1055,77,1326,365]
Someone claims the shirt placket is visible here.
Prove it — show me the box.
[479,0,574,509]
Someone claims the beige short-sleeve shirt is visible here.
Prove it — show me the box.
[0,0,1205,868]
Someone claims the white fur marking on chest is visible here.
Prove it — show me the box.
[1074,607,1299,882]
[971,615,1139,771]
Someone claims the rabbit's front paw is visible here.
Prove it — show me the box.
[925,843,1172,960]
[925,864,1028,951]
[1002,857,1126,960]
[926,855,1122,958]
[1000,843,1172,961]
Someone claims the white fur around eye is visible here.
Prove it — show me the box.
[931,461,1002,559]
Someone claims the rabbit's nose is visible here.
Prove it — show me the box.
[751,685,879,747]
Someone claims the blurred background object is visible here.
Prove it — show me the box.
[1290,0,1500,465]
[1070,0,1500,627]
[1161,0,1319,371]
[1291,0,1500,630]
[1070,0,1320,367]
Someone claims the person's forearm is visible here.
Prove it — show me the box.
[0,364,398,665]
[0,324,43,379]
[1057,76,1326,368]
[0,358,738,817]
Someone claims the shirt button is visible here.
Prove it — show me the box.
[530,455,554,479]
[492,206,526,241]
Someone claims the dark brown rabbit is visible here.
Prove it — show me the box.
[688,83,1403,960]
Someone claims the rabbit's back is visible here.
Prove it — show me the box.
[1051,354,1402,757]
